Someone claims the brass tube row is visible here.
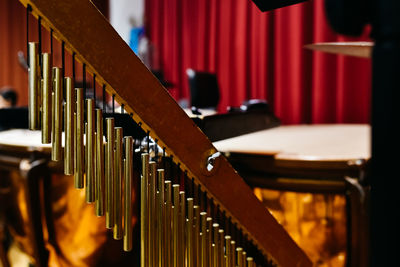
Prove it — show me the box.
[28,41,259,266]
[27,42,134,252]
[139,153,257,267]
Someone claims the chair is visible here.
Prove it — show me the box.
[186,69,220,110]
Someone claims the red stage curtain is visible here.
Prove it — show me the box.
[0,0,108,107]
[145,0,371,124]
[0,0,29,106]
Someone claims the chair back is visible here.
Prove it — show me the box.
[186,69,220,109]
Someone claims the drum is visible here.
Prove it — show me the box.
[214,124,370,184]
[0,129,136,267]
[214,124,370,267]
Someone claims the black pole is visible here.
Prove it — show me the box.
[112,94,115,114]
[83,63,86,99]
[324,0,400,266]
[50,29,53,56]
[72,52,76,82]
[61,41,65,100]
[370,1,400,266]
[93,74,96,102]
[102,84,106,112]
[38,16,42,70]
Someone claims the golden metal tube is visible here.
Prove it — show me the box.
[73,112,77,177]
[140,172,146,267]
[152,168,162,267]
[94,132,98,199]
[140,153,150,267]
[149,162,157,266]
[28,42,40,130]
[194,205,201,267]
[242,251,247,267]
[146,156,152,266]
[41,53,52,143]
[157,169,165,267]
[165,180,172,267]
[173,184,180,267]
[207,217,212,267]
[230,240,236,267]
[225,236,232,267]
[237,247,243,267]
[123,136,133,251]
[52,90,55,150]
[113,127,123,239]
[85,122,88,182]
[218,229,225,267]
[179,191,186,267]
[105,117,115,228]
[105,137,109,221]
[212,244,217,267]
[51,67,62,161]
[186,198,194,267]
[247,257,254,267]
[63,77,74,174]
[74,88,84,188]
[95,110,104,216]
[213,223,220,267]
[200,212,207,267]
[155,190,160,267]
[158,170,165,204]
[86,99,95,202]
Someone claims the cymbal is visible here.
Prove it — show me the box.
[304,42,373,58]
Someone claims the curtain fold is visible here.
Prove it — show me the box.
[146,0,371,124]
[0,0,28,106]
[0,0,108,107]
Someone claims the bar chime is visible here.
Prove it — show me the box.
[25,4,272,267]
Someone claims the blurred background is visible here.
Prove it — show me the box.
[1,0,371,124]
